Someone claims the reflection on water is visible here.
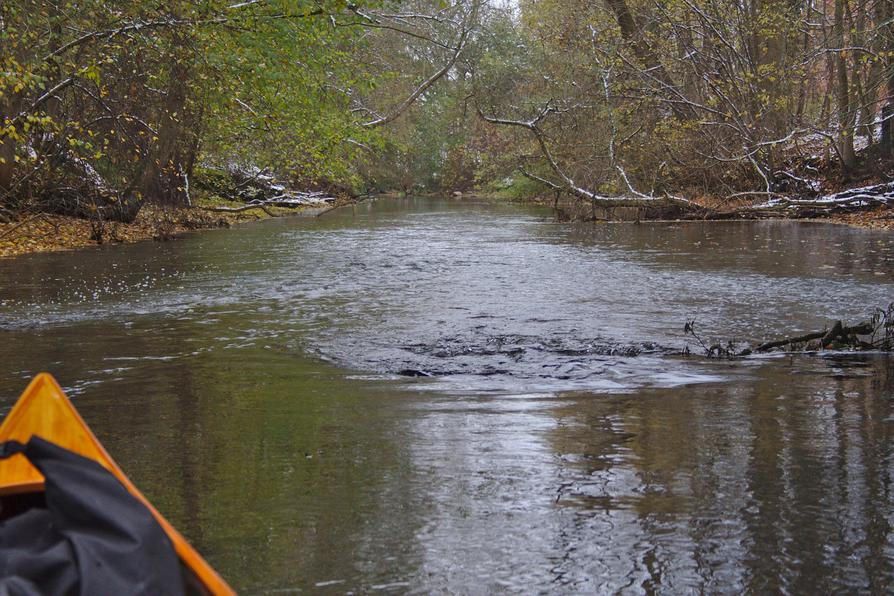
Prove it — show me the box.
[1,198,894,592]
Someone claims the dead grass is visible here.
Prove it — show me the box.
[824,206,894,230]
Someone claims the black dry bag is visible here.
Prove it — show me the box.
[0,437,184,596]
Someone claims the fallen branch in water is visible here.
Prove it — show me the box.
[195,165,337,210]
[685,305,894,358]
[248,192,336,208]
[683,319,738,358]
[314,203,343,218]
[315,193,375,218]
[740,182,894,219]
[199,203,277,216]
[747,320,874,354]
[198,188,338,218]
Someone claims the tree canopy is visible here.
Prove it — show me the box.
[3,0,893,221]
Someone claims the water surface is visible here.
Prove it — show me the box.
[1,198,894,592]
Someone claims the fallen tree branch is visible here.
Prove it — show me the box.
[315,193,374,218]
[199,193,336,217]
[743,181,894,218]
[749,320,874,353]
[232,166,271,192]
[200,204,276,216]
[196,165,336,209]
[478,102,704,213]
[686,311,892,359]
[247,192,335,207]
[0,213,46,241]
[314,202,347,218]
[360,1,478,128]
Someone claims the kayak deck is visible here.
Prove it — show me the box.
[0,373,235,595]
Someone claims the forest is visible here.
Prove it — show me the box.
[4,0,894,231]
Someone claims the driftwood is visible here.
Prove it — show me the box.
[748,320,875,354]
[249,192,336,207]
[685,309,894,358]
[538,179,894,222]
[199,192,337,216]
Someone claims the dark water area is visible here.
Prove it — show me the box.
[1,197,894,592]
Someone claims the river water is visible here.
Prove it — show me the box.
[2,197,894,592]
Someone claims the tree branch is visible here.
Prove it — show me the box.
[477,103,699,210]
[360,1,478,128]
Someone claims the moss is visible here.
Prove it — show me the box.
[192,165,238,197]
[193,194,245,209]
[486,175,549,202]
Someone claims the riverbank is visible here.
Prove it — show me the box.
[3,192,892,260]
[0,199,336,259]
[824,206,894,229]
[490,189,894,230]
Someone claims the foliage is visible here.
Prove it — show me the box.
[423,0,894,202]
[487,174,545,201]
[199,2,381,183]
[0,0,395,217]
[6,0,892,215]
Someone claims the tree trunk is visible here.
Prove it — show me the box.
[0,67,25,194]
[882,104,894,152]
[603,0,692,120]
[138,50,191,206]
[881,0,894,155]
[834,0,857,174]
[0,100,16,192]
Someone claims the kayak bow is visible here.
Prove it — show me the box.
[0,373,235,595]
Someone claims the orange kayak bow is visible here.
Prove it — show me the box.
[0,373,235,595]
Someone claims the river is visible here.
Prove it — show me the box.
[2,197,894,592]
